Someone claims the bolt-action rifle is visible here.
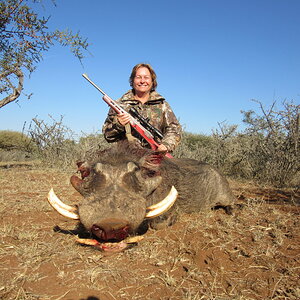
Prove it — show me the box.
[82,74,173,158]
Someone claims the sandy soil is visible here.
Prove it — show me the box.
[0,166,299,300]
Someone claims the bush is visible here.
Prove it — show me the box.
[0,130,38,161]
[26,115,79,168]
[175,100,299,187]
[25,115,108,168]
[174,132,214,160]
[78,133,107,153]
[78,133,107,161]
[0,130,32,151]
[240,100,299,186]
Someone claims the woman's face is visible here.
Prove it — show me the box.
[133,67,153,95]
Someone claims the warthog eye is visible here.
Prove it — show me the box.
[123,166,162,197]
[140,167,159,178]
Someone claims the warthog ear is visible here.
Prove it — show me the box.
[76,161,91,179]
[70,175,83,192]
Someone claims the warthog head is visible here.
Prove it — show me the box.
[48,144,177,245]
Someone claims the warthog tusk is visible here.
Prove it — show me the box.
[47,188,80,220]
[145,186,178,219]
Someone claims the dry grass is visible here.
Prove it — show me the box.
[0,165,299,300]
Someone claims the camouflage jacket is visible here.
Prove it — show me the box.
[102,90,182,152]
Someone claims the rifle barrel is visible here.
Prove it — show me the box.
[82,74,106,96]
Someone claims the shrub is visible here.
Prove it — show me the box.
[240,100,299,186]
[26,116,108,168]
[175,100,299,187]
[0,130,38,161]
[26,115,79,168]
[0,130,32,151]
[174,132,214,161]
[78,133,107,160]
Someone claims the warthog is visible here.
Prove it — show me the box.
[48,141,235,251]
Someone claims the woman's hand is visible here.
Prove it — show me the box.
[156,144,168,152]
[117,113,168,153]
[117,112,131,126]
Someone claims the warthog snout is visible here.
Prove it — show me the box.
[91,218,130,241]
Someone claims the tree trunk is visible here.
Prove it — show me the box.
[0,69,24,108]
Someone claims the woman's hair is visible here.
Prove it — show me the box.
[129,63,157,91]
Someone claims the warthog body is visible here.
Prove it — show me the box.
[60,142,235,242]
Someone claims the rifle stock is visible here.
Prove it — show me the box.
[82,73,173,158]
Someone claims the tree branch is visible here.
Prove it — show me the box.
[0,68,24,108]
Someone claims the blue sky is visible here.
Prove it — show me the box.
[1,0,299,137]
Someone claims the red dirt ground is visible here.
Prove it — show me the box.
[0,166,299,299]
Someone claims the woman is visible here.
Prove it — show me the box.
[102,63,182,153]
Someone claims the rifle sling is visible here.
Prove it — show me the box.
[125,123,134,142]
